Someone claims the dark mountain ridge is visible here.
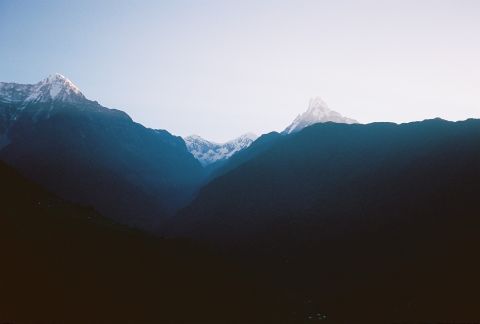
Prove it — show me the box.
[175,118,480,241]
[0,75,206,229]
[170,118,480,322]
[2,74,479,322]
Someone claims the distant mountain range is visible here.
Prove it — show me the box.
[1,74,480,323]
[183,97,357,165]
[0,74,362,227]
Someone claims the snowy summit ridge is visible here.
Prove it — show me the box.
[283,97,358,134]
[184,133,257,166]
[0,74,91,150]
[0,73,85,104]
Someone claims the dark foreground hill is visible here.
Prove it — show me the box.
[172,119,480,323]
[0,161,291,324]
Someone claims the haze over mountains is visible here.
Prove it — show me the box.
[1,74,479,323]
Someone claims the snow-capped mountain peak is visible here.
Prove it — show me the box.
[0,73,85,104]
[26,73,85,103]
[184,133,258,166]
[283,97,358,134]
[305,97,329,116]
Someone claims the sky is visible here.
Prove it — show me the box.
[1,0,479,142]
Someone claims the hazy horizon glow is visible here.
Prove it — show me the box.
[1,0,479,141]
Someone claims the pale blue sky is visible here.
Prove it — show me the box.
[1,0,479,141]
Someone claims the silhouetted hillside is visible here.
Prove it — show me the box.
[172,119,480,323]
[0,161,288,324]
[0,95,206,229]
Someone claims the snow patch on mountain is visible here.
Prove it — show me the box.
[0,82,36,104]
[184,133,258,166]
[283,97,358,134]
